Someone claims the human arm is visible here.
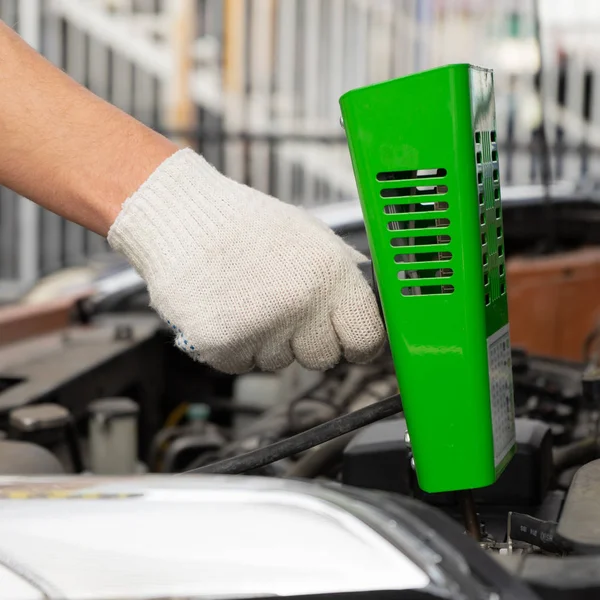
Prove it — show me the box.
[0,22,385,373]
[0,20,176,236]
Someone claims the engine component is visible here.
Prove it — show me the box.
[458,489,482,541]
[499,553,600,600]
[508,512,569,554]
[0,315,166,463]
[340,63,516,493]
[186,394,403,475]
[150,403,226,473]
[557,459,600,554]
[88,397,139,475]
[0,440,64,474]
[181,360,398,475]
[554,438,599,474]
[8,403,84,473]
[342,416,553,507]
[582,364,600,410]
[10,402,71,432]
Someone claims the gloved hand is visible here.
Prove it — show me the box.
[108,149,385,374]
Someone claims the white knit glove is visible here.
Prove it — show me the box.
[107,149,385,374]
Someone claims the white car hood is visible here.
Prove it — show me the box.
[0,475,429,600]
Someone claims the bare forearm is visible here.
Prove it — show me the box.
[0,21,177,236]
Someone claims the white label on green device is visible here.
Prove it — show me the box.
[487,324,516,467]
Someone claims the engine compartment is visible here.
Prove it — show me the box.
[3,195,600,598]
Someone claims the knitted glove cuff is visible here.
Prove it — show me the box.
[107,148,230,280]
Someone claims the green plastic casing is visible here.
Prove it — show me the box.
[339,64,516,493]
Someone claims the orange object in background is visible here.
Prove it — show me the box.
[507,248,600,362]
[0,292,89,348]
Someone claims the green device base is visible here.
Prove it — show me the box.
[340,64,516,493]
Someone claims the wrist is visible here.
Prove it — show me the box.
[91,131,179,237]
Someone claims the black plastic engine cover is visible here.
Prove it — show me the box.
[342,417,553,506]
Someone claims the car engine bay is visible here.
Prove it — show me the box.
[3,192,600,599]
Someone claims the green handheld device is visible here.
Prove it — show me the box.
[339,64,516,494]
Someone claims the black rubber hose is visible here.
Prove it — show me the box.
[183,394,402,475]
[509,512,570,554]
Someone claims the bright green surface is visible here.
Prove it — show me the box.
[340,64,515,493]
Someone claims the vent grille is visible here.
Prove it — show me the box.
[475,129,506,306]
[377,168,447,181]
[379,168,453,297]
[381,185,448,198]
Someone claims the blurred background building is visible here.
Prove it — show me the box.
[2,0,600,300]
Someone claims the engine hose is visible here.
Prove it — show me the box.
[182,394,403,475]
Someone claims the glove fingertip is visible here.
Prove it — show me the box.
[345,244,370,264]
[332,283,387,365]
[291,322,342,371]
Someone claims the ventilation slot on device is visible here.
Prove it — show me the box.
[402,285,454,297]
[398,268,454,280]
[381,185,448,199]
[391,235,452,247]
[475,129,506,307]
[394,252,453,264]
[387,218,450,231]
[377,168,447,181]
[384,201,448,214]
